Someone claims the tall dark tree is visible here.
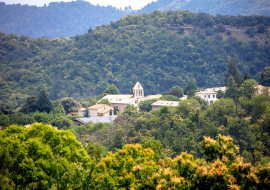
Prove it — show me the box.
[84,107,90,117]
[242,72,251,83]
[224,58,242,86]
[225,75,240,114]
[259,67,270,87]
[183,80,197,97]
[114,106,117,115]
[20,96,38,114]
[37,89,53,113]
[110,109,112,116]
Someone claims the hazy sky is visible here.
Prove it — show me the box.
[2,0,157,10]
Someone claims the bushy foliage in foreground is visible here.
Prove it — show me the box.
[1,123,270,189]
[0,123,91,189]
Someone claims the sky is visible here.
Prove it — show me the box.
[2,0,157,10]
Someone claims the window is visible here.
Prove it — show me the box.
[208,95,210,98]
[204,95,206,98]
[213,95,215,98]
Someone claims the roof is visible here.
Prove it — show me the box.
[100,94,135,104]
[151,100,179,107]
[196,86,226,95]
[74,116,118,124]
[89,104,113,110]
[133,82,143,90]
[98,109,111,114]
[78,104,113,111]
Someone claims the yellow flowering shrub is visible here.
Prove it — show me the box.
[90,135,269,189]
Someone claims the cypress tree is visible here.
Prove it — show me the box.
[84,107,90,117]
[224,58,242,86]
[37,89,53,113]
[225,75,240,115]
[114,106,117,115]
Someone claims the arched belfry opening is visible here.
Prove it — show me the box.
[133,82,144,98]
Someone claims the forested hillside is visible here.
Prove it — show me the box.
[140,0,270,16]
[1,10,270,108]
[0,1,127,38]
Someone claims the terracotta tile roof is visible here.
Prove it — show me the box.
[78,104,113,111]
[98,109,111,114]
[89,104,113,110]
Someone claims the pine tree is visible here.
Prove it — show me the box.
[225,75,240,114]
[224,58,242,86]
[242,72,251,83]
[37,89,53,113]
[259,67,270,86]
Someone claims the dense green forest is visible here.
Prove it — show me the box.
[0,1,127,38]
[1,0,270,38]
[1,10,270,108]
[140,0,270,16]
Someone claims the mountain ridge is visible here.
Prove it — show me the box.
[1,0,270,38]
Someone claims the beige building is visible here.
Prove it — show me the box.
[99,82,162,113]
[78,104,114,117]
[151,100,179,109]
[195,87,226,105]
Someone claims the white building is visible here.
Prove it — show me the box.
[99,82,162,113]
[195,87,226,105]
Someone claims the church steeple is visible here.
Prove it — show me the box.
[133,82,144,98]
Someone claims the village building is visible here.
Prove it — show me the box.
[255,85,267,95]
[195,86,226,105]
[77,104,114,117]
[151,100,179,109]
[99,82,162,113]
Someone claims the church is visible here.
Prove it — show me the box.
[99,82,161,113]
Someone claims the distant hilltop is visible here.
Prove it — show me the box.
[0,1,127,38]
[1,0,270,38]
[138,0,270,16]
